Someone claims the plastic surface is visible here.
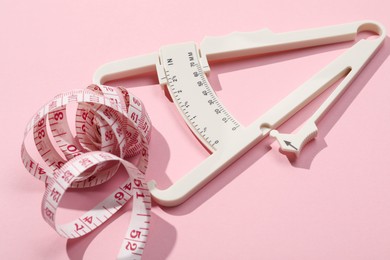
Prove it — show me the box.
[93,53,158,85]
[93,21,386,207]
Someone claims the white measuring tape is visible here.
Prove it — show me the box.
[21,84,152,259]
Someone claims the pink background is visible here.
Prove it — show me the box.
[1,0,390,259]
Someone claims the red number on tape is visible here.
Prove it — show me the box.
[22,85,152,259]
[54,112,63,121]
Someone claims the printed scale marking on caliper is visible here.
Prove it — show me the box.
[95,21,385,207]
[22,20,386,260]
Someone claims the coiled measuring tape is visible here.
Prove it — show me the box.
[21,84,152,259]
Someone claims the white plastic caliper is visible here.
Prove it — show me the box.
[94,21,386,206]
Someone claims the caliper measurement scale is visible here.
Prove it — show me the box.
[158,43,241,151]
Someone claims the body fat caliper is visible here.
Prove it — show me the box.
[94,20,386,207]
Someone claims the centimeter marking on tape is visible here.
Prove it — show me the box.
[21,85,152,259]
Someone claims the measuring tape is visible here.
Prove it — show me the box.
[21,84,152,259]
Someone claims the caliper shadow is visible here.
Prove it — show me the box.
[207,35,390,170]
[160,36,389,215]
[288,36,390,169]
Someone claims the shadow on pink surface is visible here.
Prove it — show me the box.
[287,36,390,168]
[58,128,171,211]
[57,127,175,259]
[63,34,389,221]
[157,36,390,215]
